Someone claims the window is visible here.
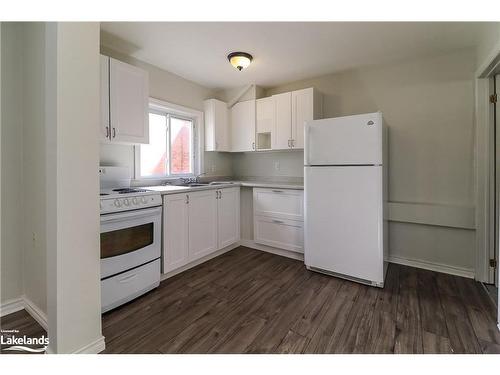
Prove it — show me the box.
[137,109,196,179]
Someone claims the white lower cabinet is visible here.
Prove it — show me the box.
[217,187,240,248]
[163,193,189,273]
[162,188,240,274]
[253,188,304,253]
[188,190,218,260]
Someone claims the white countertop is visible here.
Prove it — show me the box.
[142,180,303,195]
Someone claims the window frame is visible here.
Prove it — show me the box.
[134,98,204,182]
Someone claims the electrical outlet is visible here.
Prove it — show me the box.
[274,161,280,171]
[211,163,216,173]
[32,232,37,247]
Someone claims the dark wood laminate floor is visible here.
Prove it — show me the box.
[101,246,500,354]
[0,310,46,354]
[2,246,499,354]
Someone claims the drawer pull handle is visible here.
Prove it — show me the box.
[119,274,139,283]
[271,190,284,193]
[272,219,284,224]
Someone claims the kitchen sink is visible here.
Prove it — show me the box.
[174,182,210,187]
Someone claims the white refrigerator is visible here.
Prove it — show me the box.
[304,112,388,287]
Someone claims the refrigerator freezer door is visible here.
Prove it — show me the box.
[304,165,384,284]
[305,112,383,165]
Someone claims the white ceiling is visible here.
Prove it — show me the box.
[100,22,488,90]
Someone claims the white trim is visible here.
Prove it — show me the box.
[23,296,48,331]
[134,97,204,181]
[0,297,24,317]
[72,336,106,354]
[388,201,475,230]
[239,239,304,261]
[388,255,475,279]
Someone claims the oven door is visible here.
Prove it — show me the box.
[100,206,162,279]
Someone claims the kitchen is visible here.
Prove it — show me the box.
[1,17,500,365]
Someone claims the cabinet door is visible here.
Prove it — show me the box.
[188,190,218,261]
[256,97,274,133]
[217,188,240,249]
[163,194,189,273]
[273,92,292,150]
[231,100,255,152]
[100,55,110,142]
[109,58,149,144]
[291,88,314,149]
[204,99,229,151]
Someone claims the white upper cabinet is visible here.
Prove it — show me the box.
[292,88,322,149]
[273,88,322,150]
[230,99,256,152]
[273,92,292,150]
[256,97,275,150]
[100,55,149,145]
[100,55,110,141]
[204,99,229,152]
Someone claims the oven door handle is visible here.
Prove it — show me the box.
[118,273,139,283]
[100,206,162,223]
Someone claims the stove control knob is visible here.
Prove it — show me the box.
[114,199,121,208]
[141,197,148,204]
[132,197,138,205]
[123,198,130,206]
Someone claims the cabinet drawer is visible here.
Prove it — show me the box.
[254,216,304,253]
[253,188,303,221]
[101,259,160,313]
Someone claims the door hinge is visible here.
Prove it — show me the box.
[490,258,497,268]
[490,93,498,104]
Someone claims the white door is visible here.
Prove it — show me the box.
[231,99,255,152]
[109,57,149,144]
[273,92,292,150]
[304,166,384,284]
[217,188,240,249]
[100,55,110,142]
[305,112,383,165]
[188,190,218,260]
[163,194,189,273]
[292,88,314,149]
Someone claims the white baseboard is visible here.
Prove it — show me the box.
[239,239,304,261]
[388,255,475,279]
[73,335,106,354]
[45,335,106,354]
[161,242,240,281]
[0,297,24,317]
[23,296,48,331]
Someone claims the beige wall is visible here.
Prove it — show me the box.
[1,23,24,304]
[22,22,47,314]
[99,46,233,179]
[46,22,103,353]
[476,23,500,71]
[0,23,48,315]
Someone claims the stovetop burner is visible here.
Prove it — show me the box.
[112,188,148,194]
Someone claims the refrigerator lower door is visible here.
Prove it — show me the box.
[304,165,384,285]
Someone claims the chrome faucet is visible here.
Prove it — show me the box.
[180,172,207,185]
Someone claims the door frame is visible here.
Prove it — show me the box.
[475,47,500,284]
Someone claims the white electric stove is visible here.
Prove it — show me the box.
[99,166,162,313]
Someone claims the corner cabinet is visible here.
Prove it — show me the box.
[162,187,240,274]
[100,55,149,145]
[204,99,230,152]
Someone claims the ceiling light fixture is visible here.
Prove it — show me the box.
[227,52,253,71]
